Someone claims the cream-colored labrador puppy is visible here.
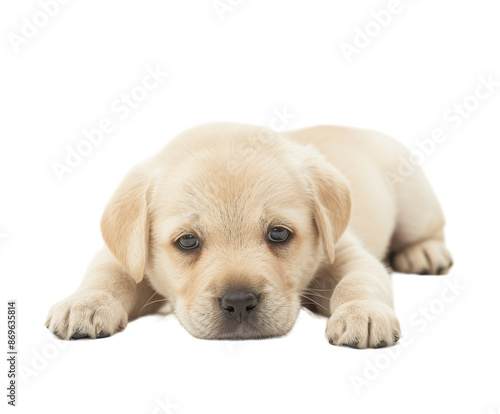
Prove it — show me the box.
[46,123,452,348]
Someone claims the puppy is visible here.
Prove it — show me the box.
[46,123,453,348]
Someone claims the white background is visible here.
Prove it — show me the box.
[1,1,499,413]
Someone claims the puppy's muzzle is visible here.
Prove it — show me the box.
[220,291,259,323]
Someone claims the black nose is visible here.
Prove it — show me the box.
[220,291,259,322]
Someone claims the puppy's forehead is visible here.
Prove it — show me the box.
[156,127,311,227]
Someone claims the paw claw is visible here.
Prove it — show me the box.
[71,332,90,340]
[392,239,453,275]
[46,291,128,340]
[326,300,400,349]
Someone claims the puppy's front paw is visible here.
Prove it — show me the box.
[45,291,128,340]
[326,300,400,349]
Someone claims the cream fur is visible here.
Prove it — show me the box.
[46,123,452,348]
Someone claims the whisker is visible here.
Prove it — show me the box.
[298,294,329,312]
[302,287,334,291]
[138,292,159,316]
[301,290,331,301]
[142,298,170,308]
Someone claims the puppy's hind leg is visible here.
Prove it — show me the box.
[389,167,453,275]
[391,235,453,275]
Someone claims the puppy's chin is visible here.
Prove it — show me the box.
[186,320,296,341]
[177,299,301,340]
[203,317,297,341]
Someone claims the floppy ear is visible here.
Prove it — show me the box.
[100,164,151,283]
[305,149,352,264]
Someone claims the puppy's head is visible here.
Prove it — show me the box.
[101,123,351,339]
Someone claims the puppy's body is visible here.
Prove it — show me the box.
[286,126,447,261]
[46,123,452,348]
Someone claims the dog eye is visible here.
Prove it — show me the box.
[268,227,290,243]
[178,234,199,250]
